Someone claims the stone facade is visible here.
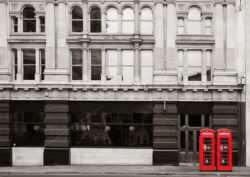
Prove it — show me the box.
[0,0,248,166]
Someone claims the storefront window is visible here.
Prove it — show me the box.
[12,112,45,146]
[70,113,152,147]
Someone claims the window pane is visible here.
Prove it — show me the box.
[187,51,202,81]
[122,50,134,65]
[72,50,82,65]
[90,7,101,19]
[187,21,202,34]
[23,7,35,18]
[122,21,134,33]
[141,22,153,34]
[72,6,83,19]
[106,21,118,33]
[107,50,118,65]
[13,112,45,146]
[91,66,101,80]
[72,66,82,80]
[91,49,102,80]
[122,8,134,20]
[188,7,201,20]
[107,8,118,20]
[72,21,83,32]
[23,49,35,64]
[23,20,36,32]
[91,50,102,65]
[90,21,101,32]
[141,50,153,66]
[23,66,35,80]
[13,17,18,32]
[122,66,134,81]
[141,8,153,20]
[141,67,153,82]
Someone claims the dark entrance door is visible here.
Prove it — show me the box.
[179,114,212,164]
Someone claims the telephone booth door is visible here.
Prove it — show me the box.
[217,129,232,171]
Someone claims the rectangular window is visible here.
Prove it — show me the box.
[106,50,118,81]
[70,113,152,147]
[177,18,184,34]
[122,50,134,82]
[206,50,212,81]
[205,18,212,34]
[13,49,18,80]
[40,49,45,80]
[39,16,45,32]
[12,112,45,146]
[72,49,82,80]
[178,50,184,81]
[12,17,18,33]
[187,50,202,81]
[140,50,153,83]
[187,21,202,34]
[91,49,102,80]
[23,49,36,80]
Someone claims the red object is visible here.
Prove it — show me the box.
[216,129,232,171]
[199,128,216,171]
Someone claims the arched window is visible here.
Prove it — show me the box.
[106,7,118,33]
[90,7,101,33]
[122,7,134,34]
[72,6,83,32]
[140,8,153,34]
[187,6,202,34]
[23,6,36,32]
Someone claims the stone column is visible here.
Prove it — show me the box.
[101,11,106,33]
[134,45,140,82]
[183,49,188,85]
[202,49,207,84]
[134,0,139,35]
[36,15,40,33]
[83,0,88,35]
[101,48,106,81]
[35,48,40,82]
[17,49,22,81]
[226,1,236,70]
[82,42,89,82]
[117,49,122,81]
[214,1,225,70]
[118,10,122,33]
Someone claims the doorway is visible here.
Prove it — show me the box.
[179,114,212,164]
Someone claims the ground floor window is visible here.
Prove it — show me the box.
[11,112,45,146]
[70,113,152,147]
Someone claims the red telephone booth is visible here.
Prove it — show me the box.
[199,128,216,171]
[217,129,232,171]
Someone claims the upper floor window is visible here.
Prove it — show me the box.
[106,7,118,33]
[71,49,83,80]
[72,6,83,32]
[140,8,153,34]
[23,49,36,80]
[140,50,153,83]
[187,6,202,34]
[91,49,102,80]
[122,8,134,34]
[23,6,36,32]
[90,7,101,33]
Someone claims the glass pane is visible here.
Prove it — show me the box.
[41,49,45,65]
[180,115,186,127]
[106,66,118,80]
[91,66,101,80]
[90,7,101,19]
[141,22,153,34]
[23,49,35,64]
[178,18,184,26]
[178,50,184,66]
[141,50,153,66]
[180,131,185,150]
[106,21,118,33]
[72,21,83,32]
[188,6,201,20]
[141,67,153,82]
[122,21,134,33]
[107,50,118,65]
[122,8,134,20]
[72,66,82,80]
[39,16,45,25]
[205,27,212,34]
[141,8,153,20]
[23,7,35,18]
[23,20,36,32]
[122,66,134,81]
[178,27,184,34]
[91,50,102,65]
[72,6,83,19]
[188,115,202,127]
[90,21,101,32]
[23,66,35,80]
[72,50,82,65]
[188,131,193,151]
[122,50,134,65]
[187,21,202,34]
[187,50,202,67]
[107,8,118,20]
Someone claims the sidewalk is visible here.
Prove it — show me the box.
[0,165,250,176]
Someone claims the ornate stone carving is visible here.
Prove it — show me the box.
[11,2,19,11]
[39,3,45,10]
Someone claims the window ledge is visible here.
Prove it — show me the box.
[176,34,215,44]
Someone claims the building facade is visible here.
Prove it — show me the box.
[0,0,247,166]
